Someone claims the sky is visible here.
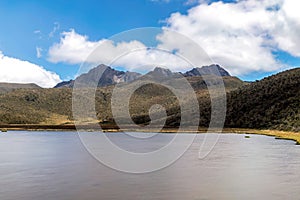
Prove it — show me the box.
[0,0,299,87]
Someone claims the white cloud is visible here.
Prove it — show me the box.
[34,30,42,39]
[272,0,300,57]
[48,0,300,76]
[49,22,60,38]
[159,0,300,76]
[0,51,61,88]
[185,0,201,5]
[112,48,190,72]
[48,29,190,71]
[34,30,41,34]
[49,29,145,64]
[48,29,100,64]
[36,47,43,58]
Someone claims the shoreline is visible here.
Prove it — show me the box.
[0,124,299,144]
[226,129,300,145]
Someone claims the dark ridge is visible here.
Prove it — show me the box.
[185,64,230,77]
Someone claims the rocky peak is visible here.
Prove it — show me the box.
[185,64,230,77]
[55,64,142,88]
[153,67,173,77]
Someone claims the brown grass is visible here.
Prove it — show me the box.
[222,128,300,144]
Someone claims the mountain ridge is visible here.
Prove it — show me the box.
[0,67,298,132]
[0,82,41,94]
[184,64,231,77]
[54,64,231,88]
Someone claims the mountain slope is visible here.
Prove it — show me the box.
[0,72,245,125]
[0,88,73,124]
[0,82,40,94]
[55,64,142,88]
[184,64,230,77]
[128,68,300,131]
[3,65,297,132]
[54,64,231,88]
[226,68,300,131]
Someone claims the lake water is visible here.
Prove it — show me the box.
[0,131,300,200]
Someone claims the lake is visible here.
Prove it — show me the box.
[0,131,300,200]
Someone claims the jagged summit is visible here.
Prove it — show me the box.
[54,64,142,88]
[184,64,230,77]
[54,64,230,88]
[144,67,176,79]
[153,67,173,76]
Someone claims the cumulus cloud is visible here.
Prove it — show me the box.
[112,48,190,72]
[159,0,300,75]
[48,29,147,65]
[0,51,61,88]
[273,0,300,57]
[48,29,101,64]
[48,29,190,71]
[48,0,300,76]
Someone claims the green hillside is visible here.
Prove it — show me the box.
[0,88,73,124]
[226,68,300,131]
[0,68,298,132]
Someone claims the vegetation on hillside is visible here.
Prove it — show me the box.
[0,82,40,94]
[0,68,298,132]
[226,68,300,131]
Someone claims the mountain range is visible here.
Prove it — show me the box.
[54,64,231,88]
[0,64,298,132]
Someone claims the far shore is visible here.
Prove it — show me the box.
[0,124,299,145]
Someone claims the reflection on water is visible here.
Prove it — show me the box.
[0,131,299,200]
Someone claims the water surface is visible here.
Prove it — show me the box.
[0,131,299,200]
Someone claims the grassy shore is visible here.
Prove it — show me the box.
[0,124,299,144]
[223,128,300,145]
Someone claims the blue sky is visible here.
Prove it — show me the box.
[0,0,194,81]
[0,0,299,87]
